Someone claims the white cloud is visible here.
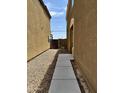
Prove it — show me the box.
[50,11,64,17]
[64,6,67,11]
[45,2,53,10]
[45,2,66,11]
[44,1,66,17]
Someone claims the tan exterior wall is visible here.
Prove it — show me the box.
[66,0,74,53]
[27,0,51,60]
[66,0,97,93]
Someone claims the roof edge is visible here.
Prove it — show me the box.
[39,0,51,19]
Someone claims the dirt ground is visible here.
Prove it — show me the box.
[27,49,87,93]
[27,49,59,93]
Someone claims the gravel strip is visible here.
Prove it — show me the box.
[27,49,59,93]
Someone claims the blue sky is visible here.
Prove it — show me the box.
[43,0,68,39]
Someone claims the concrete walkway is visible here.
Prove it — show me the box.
[49,54,81,93]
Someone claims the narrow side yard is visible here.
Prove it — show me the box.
[27,49,59,93]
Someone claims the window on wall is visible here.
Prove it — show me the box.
[72,0,74,7]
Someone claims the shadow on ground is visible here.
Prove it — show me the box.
[35,49,85,93]
[36,49,69,93]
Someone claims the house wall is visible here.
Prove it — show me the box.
[66,0,97,93]
[27,0,51,60]
[66,0,74,53]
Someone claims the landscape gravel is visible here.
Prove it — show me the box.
[27,49,59,93]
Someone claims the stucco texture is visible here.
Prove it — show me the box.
[67,0,97,93]
[27,0,51,60]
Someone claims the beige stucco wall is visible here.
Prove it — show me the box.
[66,0,74,53]
[27,0,51,60]
[67,0,97,93]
